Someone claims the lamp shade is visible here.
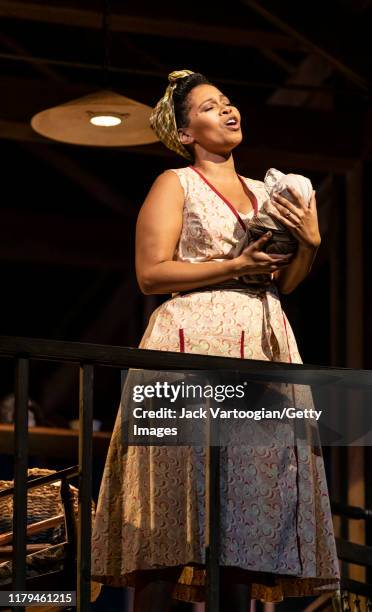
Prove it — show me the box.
[30,90,159,147]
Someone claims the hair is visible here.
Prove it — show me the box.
[173,73,212,129]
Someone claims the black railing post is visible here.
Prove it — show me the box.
[60,476,78,586]
[205,392,220,612]
[12,357,29,612]
[77,363,94,612]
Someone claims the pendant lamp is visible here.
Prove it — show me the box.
[30,90,158,146]
[30,1,158,147]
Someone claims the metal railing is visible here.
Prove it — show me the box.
[0,334,370,611]
[331,501,372,610]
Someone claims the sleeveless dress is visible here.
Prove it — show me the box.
[91,166,340,603]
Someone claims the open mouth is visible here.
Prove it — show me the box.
[224,117,240,130]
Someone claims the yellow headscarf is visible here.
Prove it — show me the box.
[149,69,195,161]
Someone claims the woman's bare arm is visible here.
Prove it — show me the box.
[273,243,319,294]
[135,171,290,295]
[269,187,321,294]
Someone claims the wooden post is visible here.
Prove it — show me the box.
[346,162,364,368]
[345,162,365,584]
[329,174,345,545]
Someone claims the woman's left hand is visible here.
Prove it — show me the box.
[270,187,321,248]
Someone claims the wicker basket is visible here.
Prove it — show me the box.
[0,467,101,602]
[0,468,79,544]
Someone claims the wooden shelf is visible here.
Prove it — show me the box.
[0,424,111,459]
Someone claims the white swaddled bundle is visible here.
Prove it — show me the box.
[264,168,312,211]
[250,167,313,254]
[241,168,313,284]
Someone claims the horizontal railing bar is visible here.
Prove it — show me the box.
[340,576,372,598]
[0,465,79,498]
[336,537,372,567]
[0,335,371,384]
[331,500,372,520]
[0,514,65,546]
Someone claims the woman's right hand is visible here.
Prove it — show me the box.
[235,231,292,276]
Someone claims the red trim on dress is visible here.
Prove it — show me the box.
[179,328,185,353]
[189,166,257,232]
[240,330,245,359]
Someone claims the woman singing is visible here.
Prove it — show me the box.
[91,70,340,611]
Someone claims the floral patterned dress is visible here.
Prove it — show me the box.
[91,165,340,603]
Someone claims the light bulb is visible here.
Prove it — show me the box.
[90,114,122,127]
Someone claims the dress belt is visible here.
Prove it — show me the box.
[176,277,274,297]
[174,278,292,363]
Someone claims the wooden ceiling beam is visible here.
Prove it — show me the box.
[0,1,302,51]
[241,0,369,90]
[266,54,333,109]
